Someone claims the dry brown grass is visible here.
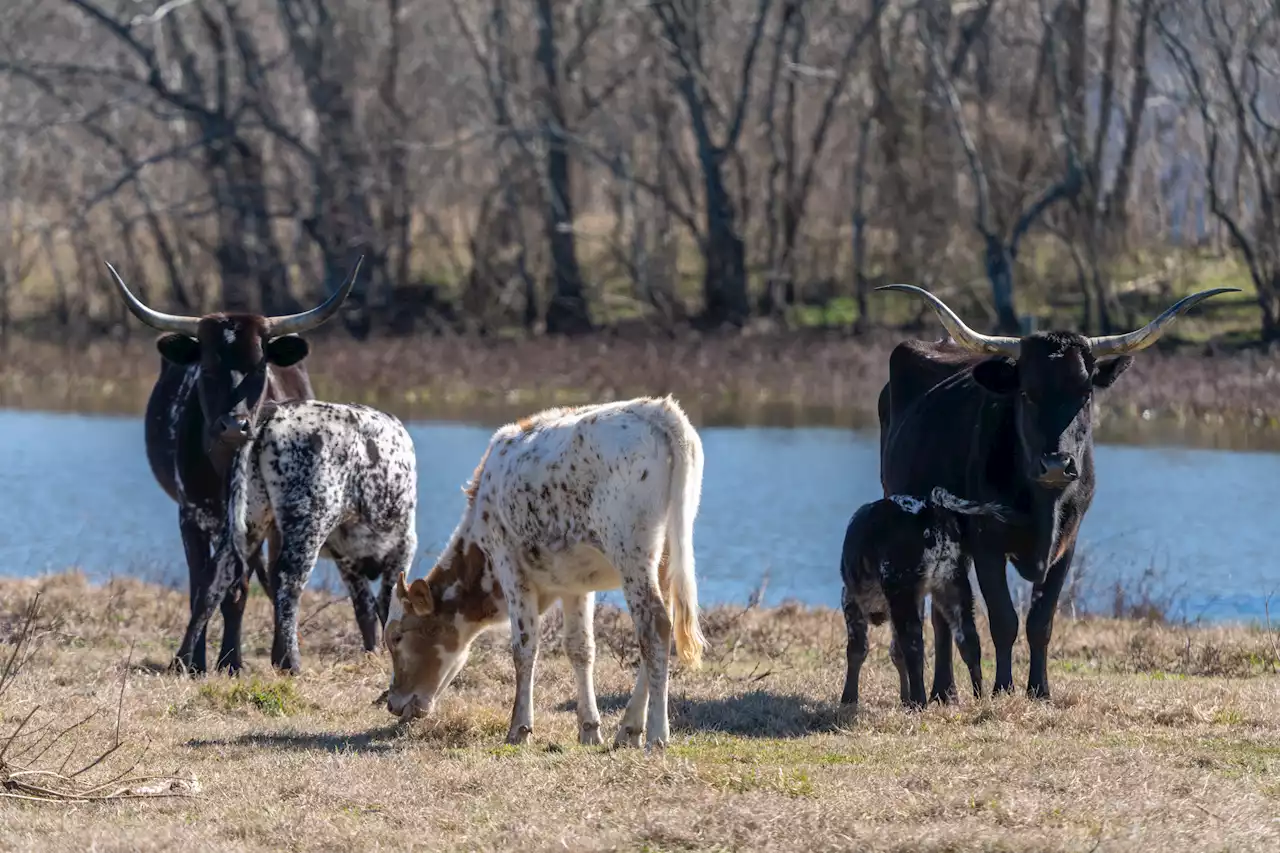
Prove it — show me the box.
[4,330,1280,447]
[2,572,1278,851]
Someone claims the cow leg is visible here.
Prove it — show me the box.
[176,509,213,675]
[973,547,1018,695]
[620,559,673,750]
[176,534,243,674]
[502,574,540,747]
[562,593,603,745]
[839,583,869,707]
[886,586,927,709]
[933,568,984,701]
[271,533,325,675]
[253,527,281,599]
[888,635,910,705]
[1025,544,1074,700]
[216,535,263,674]
[335,555,381,653]
[615,661,650,749]
[928,601,957,704]
[375,529,418,626]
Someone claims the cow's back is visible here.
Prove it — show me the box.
[256,401,416,527]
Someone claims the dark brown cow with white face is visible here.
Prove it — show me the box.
[107,259,363,674]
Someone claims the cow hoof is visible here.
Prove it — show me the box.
[644,738,668,753]
[506,725,533,746]
[613,725,643,749]
[578,722,604,746]
[1027,684,1051,701]
[929,689,956,705]
[168,657,203,678]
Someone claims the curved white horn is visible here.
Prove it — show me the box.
[1086,288,1241,356]
[105,262,201,336]
[266,255,365,338]
[876,284,1021,357]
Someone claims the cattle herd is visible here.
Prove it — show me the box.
[104,259,1236,750]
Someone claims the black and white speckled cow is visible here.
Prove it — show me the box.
[839,487,1021,710]
[174,400,419,675]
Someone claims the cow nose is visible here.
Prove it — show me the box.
[1037,453,1079,486]
[214,414,252,444]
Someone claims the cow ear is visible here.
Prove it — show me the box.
[156,334,201,365]
[265,334,310,367]
[1093,356,1133,389]
[971,357,1020,396]
[406,578,435,617]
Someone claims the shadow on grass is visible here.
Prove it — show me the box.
[559,689,836,739]
[185,725,404,754]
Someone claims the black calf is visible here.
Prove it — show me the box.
[839,487,1019,709]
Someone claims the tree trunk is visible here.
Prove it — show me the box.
[984,236,1021,333]
[1261,276,1280,343]
[535,0,590,335]
[702,162,750,328]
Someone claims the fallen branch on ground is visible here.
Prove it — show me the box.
[0,606,202,804]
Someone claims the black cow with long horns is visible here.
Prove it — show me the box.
[106,258,364,674]
[875,285,1236,701]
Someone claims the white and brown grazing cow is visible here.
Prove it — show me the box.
[175,400,419,675]
[384,395,706,750]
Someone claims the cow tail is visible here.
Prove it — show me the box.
[227,441,254,565]
[651,397,707,669]
[929,486,1015,523]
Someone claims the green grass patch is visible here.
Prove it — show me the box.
[197,676,306,717]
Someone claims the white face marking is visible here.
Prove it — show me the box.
[223,328,237,344]
[890,494,926,514]
[229,370,245,387]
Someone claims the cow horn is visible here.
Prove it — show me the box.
[1086,288,1240,357]
[875,284,1021,357]
[105,262,202,337]
[265,255,364,338]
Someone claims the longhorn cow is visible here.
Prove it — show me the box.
[876,285,1237,700]
[106,259,363,673]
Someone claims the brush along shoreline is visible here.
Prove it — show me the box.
[3,332,1279,437]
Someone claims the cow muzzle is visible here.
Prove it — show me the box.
[1036,452,1079,488]
[213,414,253,447]
[387,693,428,723]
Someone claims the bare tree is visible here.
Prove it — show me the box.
[650,0,773,328]
[532,0,592,334]
[921,0,1082,334]
[758,0,886,316]
[1159,0,1280,342]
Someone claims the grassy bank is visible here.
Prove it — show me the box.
[3,330,1280,448]
[2,572,1278,851]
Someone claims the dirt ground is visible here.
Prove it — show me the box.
[1,571,1278,852]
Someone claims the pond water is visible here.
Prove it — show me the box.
[1,408,1276,623]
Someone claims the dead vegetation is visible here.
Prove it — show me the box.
[0,595,200,805]
[4,331,1280,450]
[1,571,1278,852]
